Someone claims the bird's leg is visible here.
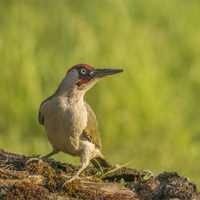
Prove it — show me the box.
[41,148,60,160]
[26,148,60,166]
[75,154,90,177]
[62,153,91,188]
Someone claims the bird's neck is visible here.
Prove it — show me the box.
[67,89,85,105]
[55,79,85,104]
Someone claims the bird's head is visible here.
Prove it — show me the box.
[64,64,123,92]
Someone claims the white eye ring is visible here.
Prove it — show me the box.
[81,68,87,74]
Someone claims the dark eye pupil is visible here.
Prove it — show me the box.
[81,69,86,74]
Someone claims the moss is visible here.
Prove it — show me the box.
[102,167,149,182]
[61,180,82,197]
[25,162,45,175]
[41,162,61,192]
[25,161,62,193]
[4,181,49,200]
[93,177,103,183]
[103,193,136,200]
[61,181,106,199]
[79,172,86,178]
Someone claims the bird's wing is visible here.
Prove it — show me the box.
[39,103,45,125]
[83,101,102,150]
[38,95,54,126]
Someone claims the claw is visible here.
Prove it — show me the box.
[143,170,157,178]
[25,157,43,166]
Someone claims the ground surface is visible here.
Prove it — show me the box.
[0,149,199,200]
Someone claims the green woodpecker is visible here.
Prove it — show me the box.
[39,64,123,183]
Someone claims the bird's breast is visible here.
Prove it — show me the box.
[42,96,88,156]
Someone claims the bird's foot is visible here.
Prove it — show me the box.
[61,175,92,188]
[143,170,157,178]
[25,157,43,166]
[26,155,54,166]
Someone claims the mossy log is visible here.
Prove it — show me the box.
[0,149,199,200]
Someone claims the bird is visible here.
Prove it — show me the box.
[39,64,123,184]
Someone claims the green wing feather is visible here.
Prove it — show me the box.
[83,101,113,168]
[83,101,102,150]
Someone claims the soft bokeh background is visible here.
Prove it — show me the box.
[1,1,200,186]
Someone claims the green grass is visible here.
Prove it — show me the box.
[1,1,200,187]
[101,161,134,178]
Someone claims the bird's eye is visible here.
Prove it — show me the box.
[80,68,87,75]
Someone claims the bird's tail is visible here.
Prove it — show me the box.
[90,153,113,168]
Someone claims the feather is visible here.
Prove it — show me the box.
[83,101,102,150]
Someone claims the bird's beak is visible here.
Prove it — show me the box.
[91,68,123,78]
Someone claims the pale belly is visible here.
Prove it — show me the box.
[42,97,88,157]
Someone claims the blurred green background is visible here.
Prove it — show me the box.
[1,1,200,187]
